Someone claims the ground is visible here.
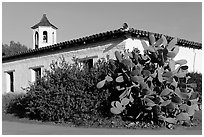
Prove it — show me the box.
[2,110,202,135]
[2,121,202,135]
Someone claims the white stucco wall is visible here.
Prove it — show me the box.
[3,35,200,94]
[2,37,132,94]
[174,47,202,73]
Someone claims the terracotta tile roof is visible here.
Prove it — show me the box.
[2,27,202,62]
[31,14,58,29]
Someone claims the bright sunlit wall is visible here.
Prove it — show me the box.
[174,47,202,73]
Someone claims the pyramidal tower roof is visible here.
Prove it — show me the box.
[31,14,58,29]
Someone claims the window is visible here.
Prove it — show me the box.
[77,55,98,70]
[35,32,39,49]
[5,71,15,93]
[81,59,93,70]
[33,68,41,81]
[43,31,48,43]
[8,72,14,92]
[86,59,93,69]
[29,66,43,83]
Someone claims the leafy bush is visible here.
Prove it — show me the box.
[2,93,17,113]
[2,93,27,118]
[97,34,201,128]
[12,57,111,124]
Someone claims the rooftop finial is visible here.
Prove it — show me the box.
[122,23,129,31]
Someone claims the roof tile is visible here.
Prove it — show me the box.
[2,27,202,61]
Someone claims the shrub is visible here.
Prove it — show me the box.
[2,93,17,113]
[2,93,27,118]
[97,35,201,128]
[16,57,111,123]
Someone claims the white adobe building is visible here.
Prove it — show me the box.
[2,14,202,94]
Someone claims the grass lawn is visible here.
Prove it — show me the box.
[2,110,202,134]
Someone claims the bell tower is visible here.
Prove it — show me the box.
[31,14,58,49]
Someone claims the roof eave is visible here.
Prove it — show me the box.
[3,28,202,62]
[31,24,58,29]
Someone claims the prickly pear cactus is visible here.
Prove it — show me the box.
[97,35,201,128]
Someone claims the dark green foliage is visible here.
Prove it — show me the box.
[2,93,18,113]
[6,57,112,125]
[2,41,30,56]
[2,93,27,118]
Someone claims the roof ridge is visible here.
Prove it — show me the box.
[3,27,202,61]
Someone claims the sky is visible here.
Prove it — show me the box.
[2,2,202,72]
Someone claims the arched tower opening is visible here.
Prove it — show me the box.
[43,31,48,43]
[35,31,39,49]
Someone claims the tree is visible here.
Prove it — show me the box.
[2,41,31,56]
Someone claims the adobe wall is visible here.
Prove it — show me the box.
[2,36,147,94]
